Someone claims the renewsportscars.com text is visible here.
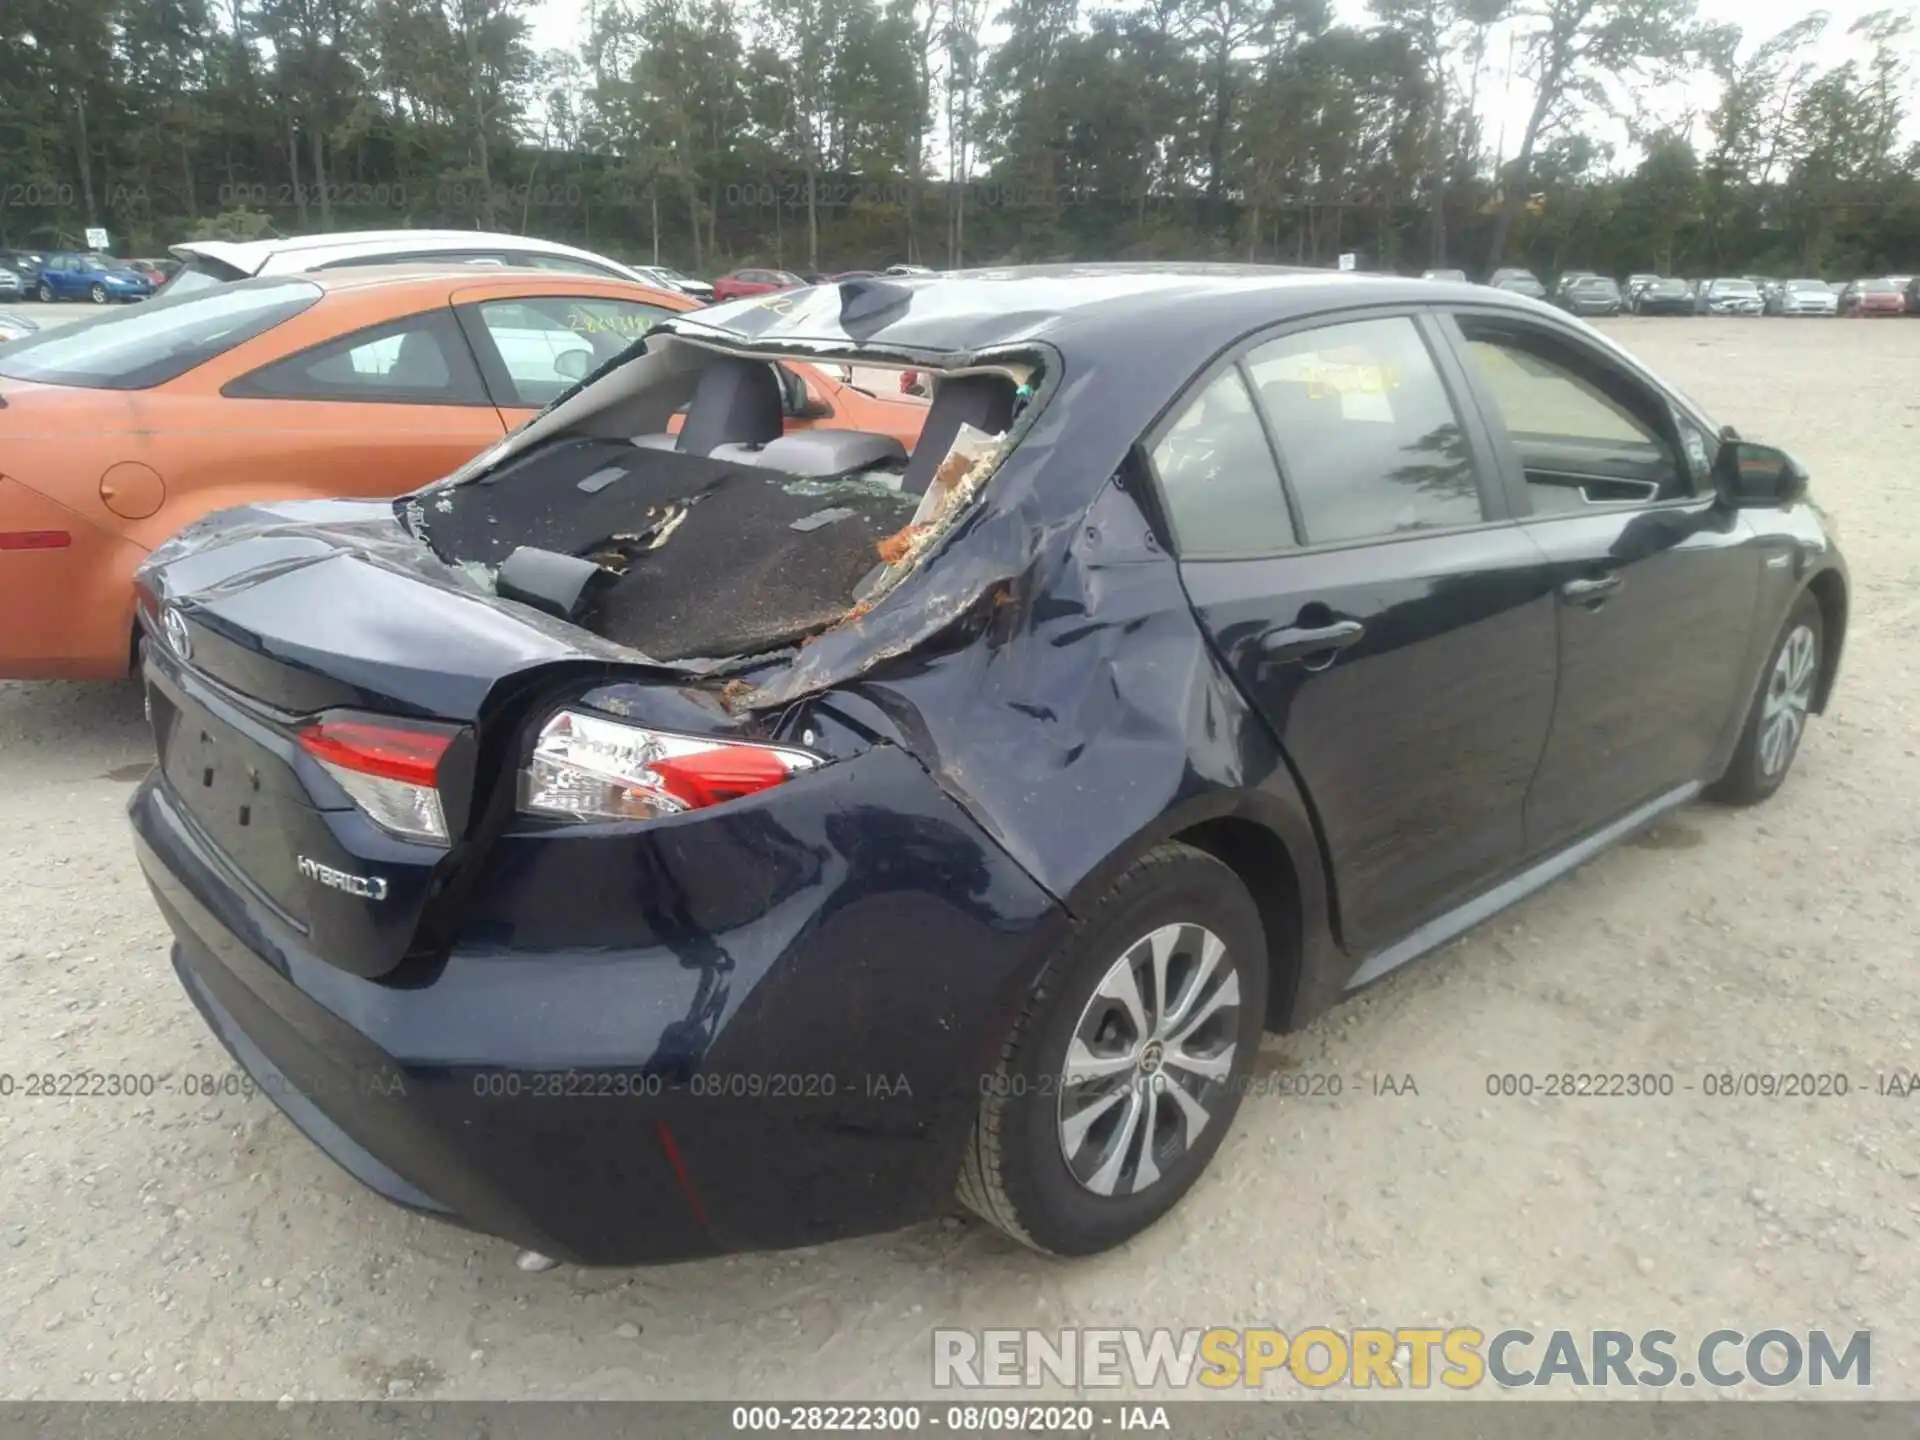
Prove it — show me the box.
[932,1326,1870,1390]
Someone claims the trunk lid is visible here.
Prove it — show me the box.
[137,499,704,979]
[138,499,650,722]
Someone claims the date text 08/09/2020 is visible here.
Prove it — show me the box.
[727,1405,1172,1433]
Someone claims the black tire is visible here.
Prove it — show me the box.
[957,842,1269,1256]
[37,281,54,303]
[89,283,107,304]
[1707,592,1823,806]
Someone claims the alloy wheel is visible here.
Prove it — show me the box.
[1057,922,1241,1197]
[1760,624,1817,778]
[90,283,107,304]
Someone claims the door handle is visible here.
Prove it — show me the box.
[1560,574,1623,608]
[1258,619,1367,665]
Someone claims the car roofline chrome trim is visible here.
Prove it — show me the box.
[1344,780,1703,990]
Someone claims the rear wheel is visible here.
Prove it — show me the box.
[958,843,1268,1256]
[37,281,54,303]
[1708,592,1822,806]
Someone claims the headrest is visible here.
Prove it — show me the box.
[900,374,1017,494]
[677,356,784,457]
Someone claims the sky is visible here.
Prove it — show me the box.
[526,0,1910,173]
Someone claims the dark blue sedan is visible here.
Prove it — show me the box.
[129,266,1849,1265]
[33,251,154,304]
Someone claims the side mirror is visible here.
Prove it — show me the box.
[1713,440,1808,509]
[553,349,591,381]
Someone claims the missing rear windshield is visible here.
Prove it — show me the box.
[413,343,1037,663]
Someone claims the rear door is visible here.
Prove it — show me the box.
[1437,307,1761,854]
[1155,309,1559,956]
[45,256,80,298]
[212,305,507,498]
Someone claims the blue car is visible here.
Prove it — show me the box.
[129,266,1849,1264]
[34,251,154,304]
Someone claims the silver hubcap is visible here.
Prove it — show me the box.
[1057,922,1240,1197]
[1760,624,1817,778]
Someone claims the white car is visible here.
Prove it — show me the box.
[161,230,705,300]
[1771,278,1839,316]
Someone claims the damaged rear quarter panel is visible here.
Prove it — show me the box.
[790,406,1339,1028]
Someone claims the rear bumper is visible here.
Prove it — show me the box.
[0,476,144,679]
[131,740,1066,1264]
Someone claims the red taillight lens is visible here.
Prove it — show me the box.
[0,530,71,550]
[521,709,819,823]
[648,746,798,810]
[300,720,451,786]
[299,719,455,843]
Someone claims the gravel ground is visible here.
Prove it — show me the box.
[1,317,1917,1403]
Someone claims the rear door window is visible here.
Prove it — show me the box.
[317,250,514,271]
[507,253,625,279]
[224,308,489,405]
[1244,316,1489,544]
[0,277,321,390]
[466,295,676,407]
[1148,368,1297,555]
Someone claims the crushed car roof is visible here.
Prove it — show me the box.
[669,262,1544,361]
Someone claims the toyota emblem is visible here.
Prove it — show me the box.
[162,606,192,662]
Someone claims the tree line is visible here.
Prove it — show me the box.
[0,0,1915,280]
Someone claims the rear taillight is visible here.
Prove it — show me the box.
[521,709,819,823]
[299,718,454,844]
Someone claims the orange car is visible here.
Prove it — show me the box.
[0,267,928,679]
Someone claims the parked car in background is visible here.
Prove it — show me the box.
[1698,278,1764,316]
[1903,276,1920,315]
[0,249,46,288]
[1839,278,1905,317]
[0,310,40,343]
[1420,268,1469,282]
[0,267,926,679]
[1632,277,1695,315]
[34,252,155,304]
[1768,279,1839,317]
[1551,270,1596,301]
[161,230,680,299]
[1742,275,1783,304]
[128,258,178,287]
[0,265,22,301]
[127,265,1846,1265]
[885,263,936,276]
[710,268,805,302]
[1624,273,1659,302]
[630,265,714,301]
[1556,274,1623,316]
[1489,268,1548,299]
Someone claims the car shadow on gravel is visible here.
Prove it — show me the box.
[0,679,150,777]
